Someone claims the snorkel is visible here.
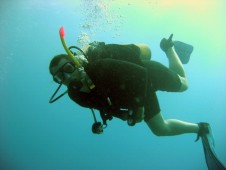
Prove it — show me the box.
[59,26,81,67]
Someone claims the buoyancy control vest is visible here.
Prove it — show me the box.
[69,42,148,134]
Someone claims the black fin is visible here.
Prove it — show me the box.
[174,41,193,64]
[201,134,226,170]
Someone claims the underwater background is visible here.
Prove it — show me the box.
[1,0,226,169]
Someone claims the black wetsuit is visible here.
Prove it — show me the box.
[68,43,181,121]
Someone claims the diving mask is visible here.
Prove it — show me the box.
[53,62,77,84]
[49,62,77,104]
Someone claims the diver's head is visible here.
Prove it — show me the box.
[49,54,79,86]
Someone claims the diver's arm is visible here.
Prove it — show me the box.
[134,106,145,123]
[128,106,144,123]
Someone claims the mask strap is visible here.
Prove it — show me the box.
[49,83,68,103]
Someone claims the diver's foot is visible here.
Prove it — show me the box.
[195,122,211,142]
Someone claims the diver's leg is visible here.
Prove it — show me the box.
[161,34,188,91]
[166,47,188,91]
[166,47,185,77]
[145,112,199,136]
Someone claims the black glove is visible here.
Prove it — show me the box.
[160,34,174,52]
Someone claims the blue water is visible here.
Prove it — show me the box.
[1,0,226,170]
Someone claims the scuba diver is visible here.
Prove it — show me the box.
[49,27,226,170]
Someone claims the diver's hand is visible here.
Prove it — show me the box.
[160,34,174,52]
[134,107,144,123]
[127,107,144,126]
